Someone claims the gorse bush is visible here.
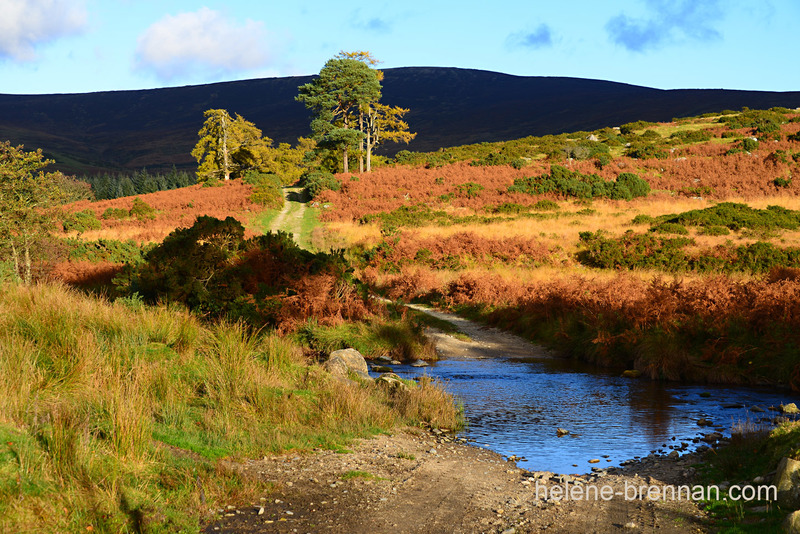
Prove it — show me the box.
[577,230,800,273]
[129,197,156,220]
[303,171,341,198]
[244,171,284,209]
[62,209,101,233]
[507,166,650,200]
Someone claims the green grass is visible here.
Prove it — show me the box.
[340,470,386,481]
[247,207,282,234]
[697,420,800,533]
[0,282,461,532]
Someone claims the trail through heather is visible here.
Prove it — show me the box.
[270,186,306,242]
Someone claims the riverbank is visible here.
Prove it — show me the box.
[203,427,709,533]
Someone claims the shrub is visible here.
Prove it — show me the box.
[245,172,284,209]
[302,171,341,198]
[774,177,793,188]
[101,207,130,220]
[620,120,658,135]
[698,225,730,236]
[62,210,101,233]
[470,152,511,167]
[651,223,689,235]
[533,199,559,211]
[454,182,484,199]
[616,172,651,198]
[129,197,156,220]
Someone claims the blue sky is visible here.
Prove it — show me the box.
[1,0,798,95]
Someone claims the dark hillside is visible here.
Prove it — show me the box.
[0,67,798,174]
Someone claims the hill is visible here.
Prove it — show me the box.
[1,67,799,175]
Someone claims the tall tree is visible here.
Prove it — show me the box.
[364,104,416,172]
[192,109,271,182]
[296,57,381,173]
[0,142,65,284]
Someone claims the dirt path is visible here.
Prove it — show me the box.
[203,308,710,533]
[269,187,306,243]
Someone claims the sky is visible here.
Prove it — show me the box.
[0,0,798,95]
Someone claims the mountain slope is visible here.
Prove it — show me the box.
[0,67,798,175]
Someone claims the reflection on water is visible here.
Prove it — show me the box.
[382,355,800,474]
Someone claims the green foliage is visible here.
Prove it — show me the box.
[661,202,800,231]
[470,152,512,167]
[619,120,657,135]
[718,109,787,134]
[669,129,713,143]
[697,225,730,236]
[0,141,66,283]
[79,167,196,200]
[101,207,130,220]
[244,171,284,208]
[66,238,150,264]
[625,143,669,160]
[302,171,341,198]
[62,209,101,234]
[578,230,800,273]
[128,197,156,220]
[454,181,484,199]
[508,166,649,200]
[774,176,792,188]
[650,222,689,235]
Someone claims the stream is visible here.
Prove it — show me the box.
[376,314,800,475]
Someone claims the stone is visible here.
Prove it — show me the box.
[775,457,800,509]
[621,370,641,378]
[556,428,569,437]
[410,360,429,367]
[375,373,408,392]
[322,355,349,377]
[784,510,800,534]
[330,348,368,374]
[371,365,394,373]
[781,403,800,414]
[697,418,713,426]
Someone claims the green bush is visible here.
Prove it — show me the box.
[507,166,649,201]
[454,182,484,199]
[662,202,800,231]
[245,172,284,209]
[620,121,658,135]
[302,171,341,198]
[67,238,151,264]
[651,223,689,235]
[533,199,559,211]
[129,198,156,220]
[101,207,130,220]
[63,210,101,233]
[774,177,793,188]
[470,152,511,167]
[697,225,730,236]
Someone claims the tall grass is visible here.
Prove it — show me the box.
[0,283,461,532]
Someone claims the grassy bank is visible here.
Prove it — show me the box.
[698,421,800,532]
[0,283,461,533]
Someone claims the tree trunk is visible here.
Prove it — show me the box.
[222,113,230,180]
[358,111,365,173]
[22,235,32,285]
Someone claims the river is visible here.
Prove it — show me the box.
[379,310,800,475]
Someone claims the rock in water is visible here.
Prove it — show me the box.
[371,365,394,373]
[781,403,800,414]
[556,428,569,437]
[410,360,429,367]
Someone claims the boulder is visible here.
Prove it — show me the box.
[784,510,800,534]
[775,457,800,509]
[410,360,429,367]
[322,355,349,378]
[329,348,368,374]
[376,373,408,392]
[621,370,641,378]
[371,365,394,373]
[781,403,800,415]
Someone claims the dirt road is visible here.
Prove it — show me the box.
[203,308,709,533]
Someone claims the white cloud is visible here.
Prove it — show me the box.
[0,0,87,61]
[135,8,274,82]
